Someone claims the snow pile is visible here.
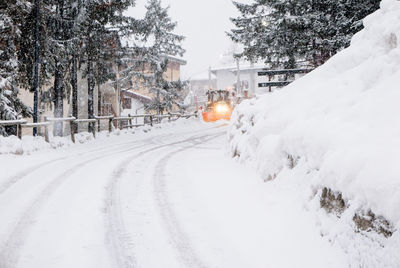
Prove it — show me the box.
[228,0,400,265]
[0,117,202,155]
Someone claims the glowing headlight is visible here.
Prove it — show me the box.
[215,104,229,114]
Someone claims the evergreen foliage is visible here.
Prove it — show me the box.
[17,0,141,135]
[0,0,32,136]
[228,0,380,68]
[79,0,139,132]
[141,0,185,114]
[0,0,185,136]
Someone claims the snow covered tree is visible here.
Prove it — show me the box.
[228,0,380,68]
[18,0,53,103]
[0,0,32,136]
[141,0,185,114]
[2,0,142,136]
[80,0,139,132]
[17,0,76,135]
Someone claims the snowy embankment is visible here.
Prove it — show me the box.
[0,118,200,155]
[229,0,400,266]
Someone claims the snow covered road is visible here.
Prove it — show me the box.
[0,121,347,268]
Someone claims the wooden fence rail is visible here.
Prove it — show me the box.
[95,115,114,133]
[0,111,198,143]
[21,122,51,142]
[0,119,27,139]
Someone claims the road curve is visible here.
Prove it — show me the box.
[0,122,226,268]
[0,120,346,268]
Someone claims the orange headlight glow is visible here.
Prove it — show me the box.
[215,104,229,114]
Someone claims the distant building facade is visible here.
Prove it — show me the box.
[188,71,216,109]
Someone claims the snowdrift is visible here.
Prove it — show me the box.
[229,0,400,265]
[0,118,202,155]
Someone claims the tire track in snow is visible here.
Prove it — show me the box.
[0,139,158,268]
[0,157,69,195]
[152,132,225,268]
[105,132,224,268]
[0,123,226,197]
[0,125,225,267]
[0,132,174,196]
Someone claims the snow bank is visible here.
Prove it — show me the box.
[0,117,201,155]
[229,0,400,265]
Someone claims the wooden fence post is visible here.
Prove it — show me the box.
[168,112,171,122]
[92,121,96,138]
[17,124,22,139]
[69,121,75,143]
[150,115,153,127]
[108,118,113,133]
[98,119,101,132]
[128,114,133,129]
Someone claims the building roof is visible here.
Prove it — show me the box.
[161,54,187,65]
[189,71,216,82]
[210,63,268,75]
[121,90,152,104]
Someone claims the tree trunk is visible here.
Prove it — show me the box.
[97,82,101,132]
[53,62,64,136]
[53,0,65,137]
[97,81,102,116]
[71,53,78,133]
[33,0,40,136]
[157,90,161,115]
[87,57,95,133]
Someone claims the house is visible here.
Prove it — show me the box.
[162,55,187,82]
[185,63,266,110]
[210,63,311,98]
[120,90,151,125]
[210,63,266,97]
[18,54,187,135]
[118,55,187,116]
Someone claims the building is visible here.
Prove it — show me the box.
[210,63,267,97]
[187,71,217,109]
[186,63,266,109]
[118,55,187,116]
[18,55,187,135]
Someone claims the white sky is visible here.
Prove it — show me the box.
[126,0,244,79]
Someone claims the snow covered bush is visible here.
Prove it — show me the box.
[228,0,400,265]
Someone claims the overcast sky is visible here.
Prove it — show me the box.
[127,0,243,79]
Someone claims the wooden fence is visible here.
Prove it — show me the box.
[0,111,198,143]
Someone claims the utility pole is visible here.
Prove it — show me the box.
[33,0,40,135]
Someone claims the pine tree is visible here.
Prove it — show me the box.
[0,0,32,136]
[18,0,75,136]
[2,0,142,136]
[18,0,53,105]
[141,0,185,114]
[228,0,380,68]
[80,0,138,132]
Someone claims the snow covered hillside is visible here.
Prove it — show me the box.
[228,0,400,266]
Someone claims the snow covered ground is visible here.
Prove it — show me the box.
[0,118,351,268]
[229,0,400,266]
[1,1,400,267]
